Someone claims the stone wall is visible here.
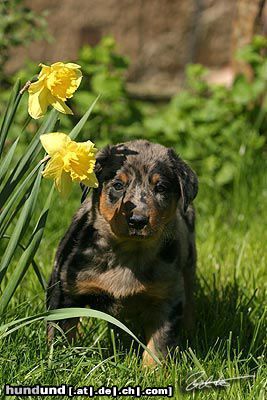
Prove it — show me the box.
[6,0,266,95]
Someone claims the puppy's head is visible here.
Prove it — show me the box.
[91,140,198,241]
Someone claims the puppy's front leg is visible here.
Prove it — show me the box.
[142,304,183,367]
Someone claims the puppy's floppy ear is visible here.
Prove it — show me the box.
[95,145,124,183]
[79,146,114,202]
[168,148,198,213]
[80,144,138,201]
[94,144,138,183]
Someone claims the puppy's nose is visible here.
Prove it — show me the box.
[128,214,149,230]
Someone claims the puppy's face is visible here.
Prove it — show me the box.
[95,140,198,241]
[99,163,177,240]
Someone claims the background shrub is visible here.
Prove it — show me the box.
[70,36,266,193]
[1,28,266,196]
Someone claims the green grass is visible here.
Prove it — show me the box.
[0,164,266,400]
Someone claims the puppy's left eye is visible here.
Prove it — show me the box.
[155,183,167,193]
[113,181,124,191]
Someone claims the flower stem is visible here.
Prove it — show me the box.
[19,80,32,95]
[40,155,50,164]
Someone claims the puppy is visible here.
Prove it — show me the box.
[46,140,198,366]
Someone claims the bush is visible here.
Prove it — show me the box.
[67,36,144,146]
[0,0,50,145]
[64,35,266,192]
[143,37,267,189]
[0,0,49,87]
[2,33,266,194]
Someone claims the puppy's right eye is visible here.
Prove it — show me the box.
[113,181,124,191]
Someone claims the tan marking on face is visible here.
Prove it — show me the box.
[116,172,128,183]
[148,196,177,233]
[99,190,117,222]
[151,173,161,185]
[99,184,130,237]
[147,175,178,233]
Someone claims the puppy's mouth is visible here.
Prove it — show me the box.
[128,227,153,240]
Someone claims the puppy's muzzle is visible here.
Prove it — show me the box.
[127,214,149,230]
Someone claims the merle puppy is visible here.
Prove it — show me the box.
[47,140,198,366]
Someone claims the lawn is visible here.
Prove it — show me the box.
[0,11,266,398]
[0,156,266,400]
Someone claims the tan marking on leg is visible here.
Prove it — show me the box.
[142,337,158,368]
[142,324,159,368]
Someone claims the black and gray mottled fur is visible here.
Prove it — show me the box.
[47,140,198,365]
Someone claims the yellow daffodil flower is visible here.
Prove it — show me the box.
[28,62,82,119]
[40,132,98,197]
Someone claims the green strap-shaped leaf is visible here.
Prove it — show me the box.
[0,79,22,155]
[0,109,58,209]
[0,138,19,185]
[12,109,58,181]
[0,236,46,291]
[0,162,41,238]
[0,308,161,365]
[0,166,43,284]
[69,95,100,140]
[0,191,31,239]
[0,186,54,313]
[31,260,47,291]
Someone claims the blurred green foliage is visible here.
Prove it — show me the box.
[0,0,49,86]
[143,50,267,188]
[69,35,266,191]
[0,0,50,144]
[1,30,266,194]
[67,36,144,144]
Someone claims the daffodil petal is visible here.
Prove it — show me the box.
[40,132,71,156]
[73,69,83,90]
[48,93,73,115]
[50,62,65,69]
[28,79,44,94]
[56,171,72,198]
[77,140,97,150]
[38,64,51,79]
[82,172,99,188]
[65,63,82,69]
[39,63,49,68]
[42,153,64,179]
[28,86,49,119]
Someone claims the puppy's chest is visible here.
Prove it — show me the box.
[71,258,180,300]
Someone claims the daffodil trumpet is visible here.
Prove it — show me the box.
[40,132,98,197]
